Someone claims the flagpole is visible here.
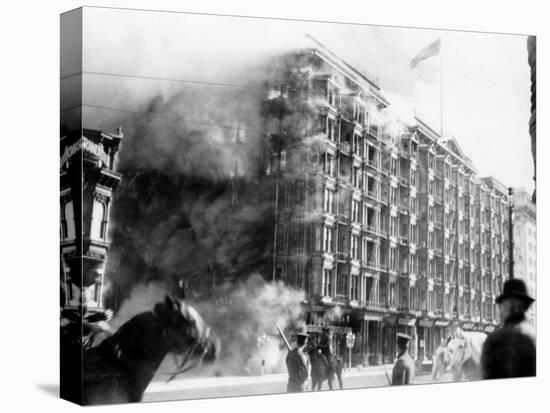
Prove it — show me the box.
[440,39,443,137]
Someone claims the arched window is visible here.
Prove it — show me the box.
[90,199,105,240]
[64,201,76,240]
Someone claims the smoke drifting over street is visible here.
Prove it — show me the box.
[108,276,305,376]
[193,274,306,375]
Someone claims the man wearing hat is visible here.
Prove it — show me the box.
[481,278,536,379]
[391,333,415,385]
[286,329,309,392]
[318,326,333,372]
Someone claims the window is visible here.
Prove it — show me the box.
[390,187,397,205]
[389,248,397,271]
[390,216,398,237]
[390,157,398,176]
[323,225,334,252]
[353,166,361,188]
[353,134,362,155]
[314,225,322,251]
[367,175,378,197]
[327,83,339,107]
[367,145,378,167]
[63,201,76,241]
[90,199,106,240]
[351,235,360,260]
[366,241,377,267]
[324,187,335,214]
[352,200,361,223]
[322,268,333,297]
[429,154,435,170]
[354,100,365,124]
[326,118,339,142]
[323,154,336,177]
[351,274,359,300]
[428,205,435,222]
[410,197,417,214]
[410,224,417,244]
[327,118,334,141]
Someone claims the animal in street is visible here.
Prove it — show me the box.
[431,344,451,381]
[307,344,344,391]
[446,331,487,381]
[61,295,220,404]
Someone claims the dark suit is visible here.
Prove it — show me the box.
[391,351,415,385]
[481,322,536,379]
[286,348,309,392]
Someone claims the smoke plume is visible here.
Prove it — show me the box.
[191,274,306,375]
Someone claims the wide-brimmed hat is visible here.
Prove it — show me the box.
[295,326,309,338]
[397,333,411,347]
[495,278,534,305]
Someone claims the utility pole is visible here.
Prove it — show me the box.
[508,187,514,280]
[271,150,280,282]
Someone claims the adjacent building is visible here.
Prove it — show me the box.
[513,188,537,325]
[60,128,123,312]
[262,38,511,367]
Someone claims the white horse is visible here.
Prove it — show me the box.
[446,331,487,381]
[431,344,451,381]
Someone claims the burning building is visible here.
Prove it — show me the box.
[68,29,514,373]
[260,37,511,368]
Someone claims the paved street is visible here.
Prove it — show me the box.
[143,367,446,402]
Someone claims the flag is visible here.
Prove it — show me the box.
[409,38,441,68]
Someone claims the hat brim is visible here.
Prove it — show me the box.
[495,293,535,305]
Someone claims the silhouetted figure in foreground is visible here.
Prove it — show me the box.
[481,279,536,379]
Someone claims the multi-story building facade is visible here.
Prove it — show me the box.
[263,38,510,367]
[60,128,123,312]
[513,188,537,325]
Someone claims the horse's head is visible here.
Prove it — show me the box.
[431,345,451,381]
[153,295,220,375]
[446,338,469,375]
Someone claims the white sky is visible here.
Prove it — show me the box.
[82,7,534,191]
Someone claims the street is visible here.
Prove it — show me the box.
[143,367,446,402]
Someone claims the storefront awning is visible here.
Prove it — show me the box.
[398,317,417,326]
[434,320,450,327]
[364,314,384,321]
[418,319,435,328]
[461,322,476,330]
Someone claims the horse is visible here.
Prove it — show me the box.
[431,344,451,382]
[306,345,344,391]
[446,331,487,381]
[61,295,220,405]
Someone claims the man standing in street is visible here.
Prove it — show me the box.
[286,330,309,392]
[481,278,536,379]
[391,333,415,385]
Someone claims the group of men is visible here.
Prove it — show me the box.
[286,278,536,391]
[285,326,333,392]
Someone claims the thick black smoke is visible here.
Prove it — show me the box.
[102,78,277,309]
